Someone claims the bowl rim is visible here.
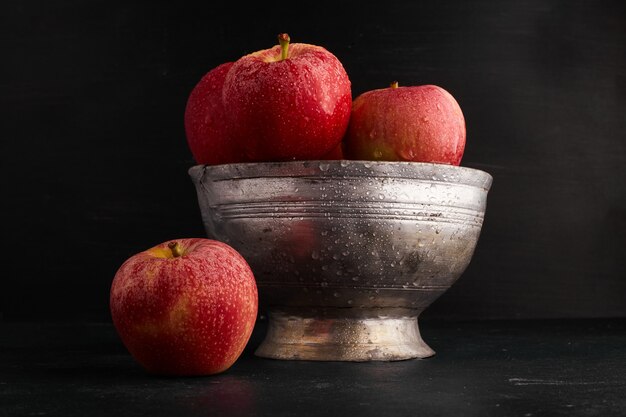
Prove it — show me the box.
[189,160,493,191]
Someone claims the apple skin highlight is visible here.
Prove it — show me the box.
[344,84,466,166]
[109,238,258,376]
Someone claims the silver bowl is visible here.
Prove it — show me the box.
[189,160,492,361]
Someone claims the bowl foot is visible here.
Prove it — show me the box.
[254,308,435,361]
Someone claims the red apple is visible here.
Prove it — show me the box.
[184,62,247,165]
[344,82,466,165]
[109,238,258,376]
[222,33,352,162]
[319,142,344,160]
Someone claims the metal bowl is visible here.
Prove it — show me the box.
[189,160,492,361]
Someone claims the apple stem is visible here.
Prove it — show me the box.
[168,241,183,258]
[390,81,399,89]
[278,33,290,61]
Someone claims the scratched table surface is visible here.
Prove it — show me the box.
[1,318,624,417]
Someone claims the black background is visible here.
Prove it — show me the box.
[2,0,625,321]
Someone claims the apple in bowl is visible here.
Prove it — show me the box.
[184,33,352,164]
[184,62,245,165]
[222,33,352,162]
[344,82,466,166]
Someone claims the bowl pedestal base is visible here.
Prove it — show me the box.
[254,308,435,362]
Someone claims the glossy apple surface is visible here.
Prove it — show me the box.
[184,62,247,165]
[344,83,466,165]
[109,238,258,376]
[222,34,352,162]
[319,142,344,160]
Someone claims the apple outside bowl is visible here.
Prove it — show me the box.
[188,160,493,362]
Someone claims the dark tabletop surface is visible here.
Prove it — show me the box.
[1,318,625,417]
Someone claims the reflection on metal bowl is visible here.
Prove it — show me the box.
[189,160,492,361]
